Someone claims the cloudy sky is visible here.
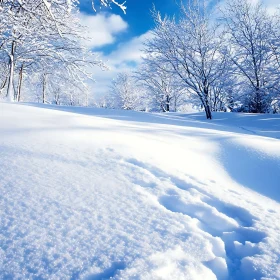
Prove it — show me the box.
[77,0,280,100]
[76,0,179,99]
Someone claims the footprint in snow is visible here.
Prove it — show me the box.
[85,261,125,280]
[159,193,267,280]
[124,158,268,279]
[222,228,267,279]
[159,194,239,237]
[201,197,257,228]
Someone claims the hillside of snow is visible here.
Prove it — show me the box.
[0,102,280,280]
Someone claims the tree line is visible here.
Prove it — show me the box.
[106,0,280,119]
[1,0,280,120]
[0,0,122,105]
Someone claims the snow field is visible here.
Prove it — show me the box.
[0,102,280,280]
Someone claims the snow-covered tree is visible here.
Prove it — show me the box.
[267,11,280,113]
[222,0,277,113]
[0,56,9,97]
[135,54,186,112]
[109,72,144,110]
[0,0,76,100]
[144,2,227,119]
[92,0,127,13]
[0,0,106,103]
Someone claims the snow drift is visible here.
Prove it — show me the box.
[0,102,279,280]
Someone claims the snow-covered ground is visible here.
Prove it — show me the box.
[0,102,280,280]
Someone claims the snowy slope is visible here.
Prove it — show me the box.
[0,102,280,280]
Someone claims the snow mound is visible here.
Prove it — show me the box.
[0,102,280,280]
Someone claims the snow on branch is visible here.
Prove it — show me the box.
[92,0,127,14]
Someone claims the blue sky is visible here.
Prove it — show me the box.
[79,0,179,54]
[77,0,280,100]
[80,0,178,37]
[76,0,181,98]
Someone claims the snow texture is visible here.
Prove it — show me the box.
[0,102,280,280]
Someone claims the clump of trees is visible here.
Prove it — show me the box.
[2,0,280,119]
[108,72,144,110]
[0,0,123,105]
[107,0,280,118]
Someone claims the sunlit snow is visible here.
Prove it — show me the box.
[0,102,279,280]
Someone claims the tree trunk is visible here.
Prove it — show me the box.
[203,96,212,119]
[201,87,212,119]
[7,41,16,102]
[255,88,265,113]
[160,103,166,112]
[205,103,212,119]
[17,63,24,102]
[54,92,60,105]
[166,95,170,112]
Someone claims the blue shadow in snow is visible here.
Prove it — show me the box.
[85,262,125,280]
[220,141,280,202]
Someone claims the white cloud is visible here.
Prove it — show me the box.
[265,0,280,15]
[106,31,154,66]
[88,31,153,100]
[78,12,128,48]
[87,0,280,102]
[216,0,280,17]
[253,0,280,14]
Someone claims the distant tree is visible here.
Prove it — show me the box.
[110,72,143,110]
[209,57,237,112]
[135,54,186,112]
[0,57,8,97]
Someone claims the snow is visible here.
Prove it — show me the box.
[0,102,280,280]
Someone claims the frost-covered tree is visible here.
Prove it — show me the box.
[266,12,280,113]
[0,0,107,103]
[0,1,67,100]
[0,56,9,97]
[210,77,235,112]
[144,2,227,119]
[92,0,127,13]
[135,54,186,112]
[0,0,125,103]
[0,0,76,101]
[208,54,238,112]
[222,0,278,113]
[109,72,144,110]
[22,66,90,106]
